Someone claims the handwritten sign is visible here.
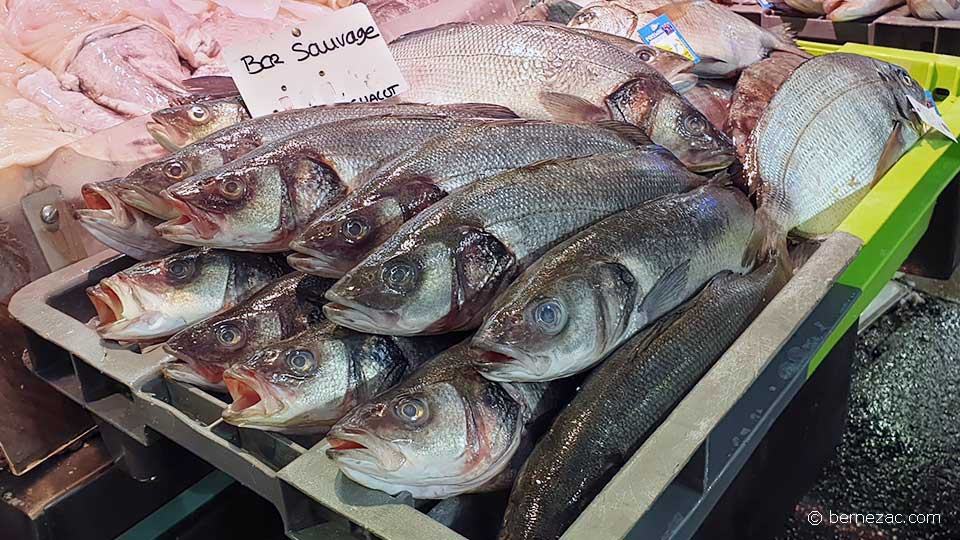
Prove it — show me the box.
[223,4,408,117]
[637,15,700,64]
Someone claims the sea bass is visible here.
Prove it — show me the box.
[122,102,517,219]
[162,272,335,391]
[75,179,181,261]
[726,52,808,159]
[86,248,286,342]
[322,149,706,336]
[157,115,486,252]
[908,0,960,19]
[326,343,569,499]
[499,264,780,540]
[825,0,904,20]
[390,22,733,171]
[147,96,250,151]
[221,322,455,433]
[289,120,649,277]
[746,53,925,246]
[473,185,755,382]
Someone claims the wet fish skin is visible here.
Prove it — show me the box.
[76,179,181,260]
[747,53,925,243]
[908,0,960,19]
[147,96,250,152]
[290,119,648,278]
[157,115,485,253]
[162,272,335,391]
[390,23,731,171]
[683,81,734,130]
[322,148,706,336]
[499,264,780,540]
[325,342,567,499]
[472,185,755,382]
[825,0,904,20]
[725,52,808,160]
[86,248,287,342]
[220,322,456,433]
[123,102,517,220]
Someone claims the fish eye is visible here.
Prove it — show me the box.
[533,299,567,335]
[188,105,208,124]
[163,160,188,180]
[381,259,418,292]
[166,259,195,282]
[215,322,245,349]
[574,11,595,23]
[341,217,369,242]
[285,349,317,376]
[394,396,428,426]
[683,114,706,135]
[638,50,652,62]
[220,179,246,200]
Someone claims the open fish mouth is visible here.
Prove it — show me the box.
[87,282,124,327]
[146,120,187,152]
[286,247,348,278]
[115,186,180,221]
[326,427,405,474]
[161,359,228,392]
[86,277,184,341]
[156,197,221,242]
[470,339,546,382]
[222,368,287,424]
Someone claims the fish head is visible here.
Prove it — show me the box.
[473,260,638,382]
[289,193,410,278]
[876,61,927,129]
[607,77,736,172]
[147,98,248,151]
[221,325,402,432]
[568,3,638,36]
[324,226,516,335]
[117,147,212,220]
[326,353,524,497]
[86,248,266,341]
[76,180,178,261]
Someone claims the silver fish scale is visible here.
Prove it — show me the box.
[749,53,922,235]
[391,24,659,118]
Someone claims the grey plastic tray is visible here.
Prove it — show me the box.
[9,232,862,540]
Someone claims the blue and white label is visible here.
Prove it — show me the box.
[908,91,956,142]
[757,0,774,9]
[637,14,700,64]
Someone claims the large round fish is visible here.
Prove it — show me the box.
[121,102,517,220]
[908,0,960,19]
[221,322,455,434]
[746,53,925,247]
[289,119,650,278]
[725,52,808,160]
[162,272,335,391]
[147,96,250,151]
[390,22,734,171]
[499,264,780,540]
[157,115,486,252]
[321,148,706,336]
[325,342,568,499]
[85,248,287,342]
[472,185,755,382]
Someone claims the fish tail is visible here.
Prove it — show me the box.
[745,204,794,276]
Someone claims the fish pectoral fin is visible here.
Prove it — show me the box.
[538,92,609,123]
[874,121,906,186]
[638,259,691,321]
[594,120,653,145]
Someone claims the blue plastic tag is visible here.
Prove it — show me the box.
[636,15,701,64]
[925,89,941,114]
[757,0,774,9]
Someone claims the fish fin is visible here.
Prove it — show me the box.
[671,73,699,93]
[650,1,697,20]
[514,20,568,29]
[874,121,906,185]
[442,103,520,119]
[389,22,472,44]
[638,259,691,320]
[744,205,794,275]
[594,120,653,145]
[182,76,240,99]
[765,24,813,58]
[539,92,609,123]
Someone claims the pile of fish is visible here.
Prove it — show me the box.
[73,15,940,540]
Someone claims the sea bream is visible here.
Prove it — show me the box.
[221,322,456,433]
[86,248,286,342]
[322,148,706,336]
[746,53,926,249]
[390,22,734,171]
[157,115,487,252]
[147,96,250,151]
[326,342,570,499]
[473,185,755,382]
[162,272,335,391]
[121,102,517,220]
[499,264,780,540]
[289,119,651,277]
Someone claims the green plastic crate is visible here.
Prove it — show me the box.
[795,41,960,374]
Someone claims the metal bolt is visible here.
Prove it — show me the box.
[40,204,59,225]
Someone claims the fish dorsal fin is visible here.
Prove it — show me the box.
[594,120,653,146]
[638,259,691,321]
[388,22,473,45]
[874,120,906,186]
[539,92,609,123]
[650,1,698,20]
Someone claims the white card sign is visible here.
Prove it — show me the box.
[223,3,408,117]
